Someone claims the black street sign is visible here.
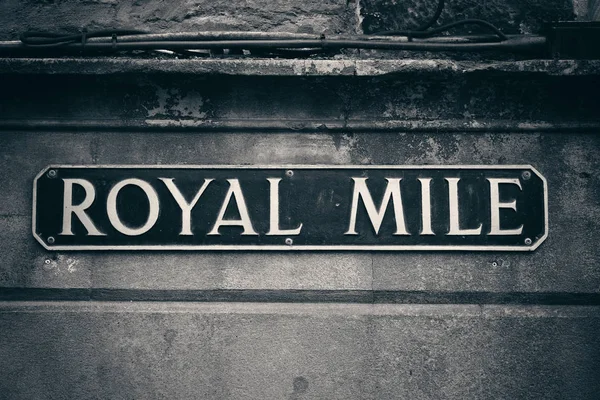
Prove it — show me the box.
[33,165,547,251]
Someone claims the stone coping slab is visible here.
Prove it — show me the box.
[0,58,599,76]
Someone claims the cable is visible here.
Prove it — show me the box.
[2,35,544,53]
[20,29,147,46]
[374,19,508,41]
[18,18,507,55]
[7,23,537,57]
[17,26,510,51]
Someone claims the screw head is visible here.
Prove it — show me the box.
[47,169,57,179]
[522,171,531,180]
[285,238,293,246]
[491,261,498,267]
[285,170,294,177]
[524,238,532,245]
[44,259,51,265]
[47,236,55,244]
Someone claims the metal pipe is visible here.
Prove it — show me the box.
[83,32,506,43]
[0,36,545,53]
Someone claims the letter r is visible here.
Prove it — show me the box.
[60,178,105,236]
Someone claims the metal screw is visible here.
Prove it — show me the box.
[44,259,51,265]
[491,261,498,267]
[524,238,532,245]
[522,171,531,180]
[285,170,294,178]
[47,236,55,244]
[285,238,293,246]
[47,169,57,179]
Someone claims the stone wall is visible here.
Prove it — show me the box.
[0,1,599,399]
[0,0,592,40]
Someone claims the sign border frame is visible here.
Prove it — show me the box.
[32,164,548,252]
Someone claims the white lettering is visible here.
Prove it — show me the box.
[345,177,409,236]
[418,177,434,235]
[208,179,258,236]
[160,178,213,236]
[487,178,523,235]
[266,178,303,236]
[60,178,105,236]
[446,177,482,235]
[107,179,160,236]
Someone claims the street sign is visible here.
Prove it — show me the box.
[33,165,547,251]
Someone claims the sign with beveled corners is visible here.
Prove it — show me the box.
[32,165,547,251]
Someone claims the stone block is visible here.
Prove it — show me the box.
[0,216,92,291]
[359,0,576,34]
[0,132,94,216]
[1,130,599,295]
[91,253,372,292]
[0,302,598,399]
[0,0,357,40]
[355,133,600,294]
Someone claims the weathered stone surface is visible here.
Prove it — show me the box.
[593,0,600,19]
[0,133,94,216]
[357,132,600,293]
[0,0,585,41]
[92,253,372,291]
[91,132,352,164]
[360,0,576,35]
[2,59,600,77]
[0,130,599,295]
[2,66,599,129]
[0,1,597,399]
[0,216,92,290]
[0,0,357,40]
[0,302,598,399]
[0,66,599,295]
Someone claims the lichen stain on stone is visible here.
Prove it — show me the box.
[330,132,363,163]
[380,80,441,120]
[461,134,541,164]
[354,62,393,76]
[293,60,355,76]
[339,133,374,165]
[344,133,462,165]
[143,85,209,119]
[347,132,559,167]
[408,135,461,164]
[41,255,80,276]
[240,134,352,164]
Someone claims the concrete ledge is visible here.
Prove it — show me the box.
[1,58,600,76]
[2,289,600,305]
[3,119,600,133]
